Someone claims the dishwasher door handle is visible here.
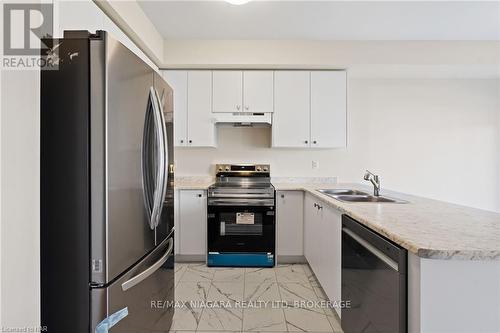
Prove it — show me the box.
[343,227,399,271]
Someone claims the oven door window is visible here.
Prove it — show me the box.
[220,212,263,236]
[208,206,275,253]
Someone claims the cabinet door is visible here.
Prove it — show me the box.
[319,204,342,317]
[179,190,207,256]
[163,70,188,147]
[310,71,347,148]
[187,71,217,147]
[272,71,310,147]
[212,71,243,113]
[304,194,320,273]
[243,71,274,113]
[277,191,304,257]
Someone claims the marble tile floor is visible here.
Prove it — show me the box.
[170,263,343,333]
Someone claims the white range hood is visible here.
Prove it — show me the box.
[213,112,272,125]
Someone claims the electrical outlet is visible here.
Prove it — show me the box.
[312,161,319,169]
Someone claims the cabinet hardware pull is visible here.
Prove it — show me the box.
[236,105,241,110]
[189,140,192,144]
[313,140,317,144]
[281,194,285,198]
[245,106,249,110]
[180,139,184,143]
[198,194,202,198]
[305,140,308,144]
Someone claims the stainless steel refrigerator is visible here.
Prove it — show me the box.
[41,31,174,332]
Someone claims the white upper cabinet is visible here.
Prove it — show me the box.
[311,71,347,148]
[163,70,216,147]
[243,71,274,113]
[165,69,345,149]
[272,71,310,147]
[212,71,243,113]
[272,70,347,148]
[212,70,274,114]
[187,71,217,147]
[163,71,188,146]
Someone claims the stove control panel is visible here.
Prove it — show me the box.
[216,164,270,174]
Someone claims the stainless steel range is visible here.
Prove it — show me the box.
[207,164,276,267]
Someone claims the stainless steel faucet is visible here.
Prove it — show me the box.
[363,170,380,196]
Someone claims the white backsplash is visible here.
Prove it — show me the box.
[271,177,337,184]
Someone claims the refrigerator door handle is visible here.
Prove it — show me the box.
[141,87,164,229]
[141,89,154,229]
[121,237,173,292]
[141,88,161,229]
[153,88,169,228]
[150,87,166,229]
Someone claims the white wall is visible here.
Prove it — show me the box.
[0,70,41,328]
[0,0,42,327]
[94,0,164,65]
[175,78,500,212]
[54,0,159,70]
[163,40,500,78]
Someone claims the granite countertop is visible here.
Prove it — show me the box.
[174,177,214,189]
[175,178,500,261]
[275,182,500,261]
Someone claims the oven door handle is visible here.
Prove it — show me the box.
[343,227,399,271]
[208,193,274,198]
[208,198,275,206]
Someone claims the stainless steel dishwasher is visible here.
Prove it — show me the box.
[341,215,407,333]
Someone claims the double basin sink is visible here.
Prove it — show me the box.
[317,189,408,203]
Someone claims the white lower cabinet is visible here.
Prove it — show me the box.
[178,190,207,257]
[304,193,342,317]
[276,191,304,258]
[304,194,321,272]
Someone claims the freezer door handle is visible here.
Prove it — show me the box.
[121,237,173,292]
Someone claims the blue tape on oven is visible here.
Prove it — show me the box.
[95,307,128,333]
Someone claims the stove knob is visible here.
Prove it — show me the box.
[257,167,262,171]
[263,167,268,172]
[225,166,230,171]
[218,167,223,172]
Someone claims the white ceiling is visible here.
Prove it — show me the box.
[138,1,500,40]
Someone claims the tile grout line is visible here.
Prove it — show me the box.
[306,264,337,333]
[274,265,289,333]
[196,263,213,333]
[241,268,246,333]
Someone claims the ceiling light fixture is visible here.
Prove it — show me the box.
[225,0,252,5]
